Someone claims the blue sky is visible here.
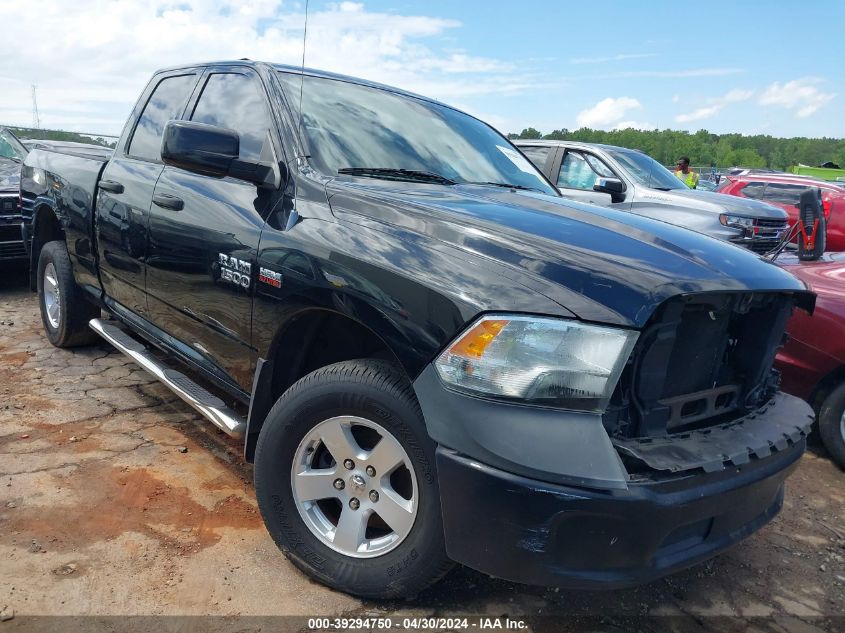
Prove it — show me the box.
[0,0,841,138]
[377,0,842,137]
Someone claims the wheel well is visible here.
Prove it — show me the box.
[29,205,64,291]
[810,364,845,412]
[243,310,409,462]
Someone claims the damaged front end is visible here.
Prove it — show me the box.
[605,291,816,476]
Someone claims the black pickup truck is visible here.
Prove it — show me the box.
[21,60,816,598]
[0,126,29,263]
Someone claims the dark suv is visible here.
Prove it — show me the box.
[0,127,28,262]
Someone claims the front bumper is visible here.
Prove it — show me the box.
[437,439,803,589]
[414,364,813,589]
[0,192,28,262]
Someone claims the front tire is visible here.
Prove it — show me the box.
[37,241,99,348]
[818,382,845,470]
[254,359,452,599]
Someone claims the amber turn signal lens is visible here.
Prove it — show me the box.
[447,319,509,359]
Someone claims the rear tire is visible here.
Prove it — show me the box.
[818,382,845,470]
[37,241,99,348]
[254,359,452,599]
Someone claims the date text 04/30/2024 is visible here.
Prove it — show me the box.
[307,617,528,630]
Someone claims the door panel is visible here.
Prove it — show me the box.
[146,171,269,389]
[145,68,283,390]
[95,158,161,316]
[95,71,198,317]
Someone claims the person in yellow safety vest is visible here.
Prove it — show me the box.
[674,156,699,189]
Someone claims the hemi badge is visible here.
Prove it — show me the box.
[259,267,282,288]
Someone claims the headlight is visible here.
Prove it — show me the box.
[21,165,47,191]
[719,214,754,230]
[434,315,638,412]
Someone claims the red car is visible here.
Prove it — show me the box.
[719,173,845,252]
[775,252,845,468]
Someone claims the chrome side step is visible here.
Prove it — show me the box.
[89,318,246,438]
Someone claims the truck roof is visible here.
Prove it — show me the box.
[513,139,632,153]
[153,59,448,110]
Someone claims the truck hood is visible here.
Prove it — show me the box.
[0,157,21,192]
[645,188,788,220]
[326,179,810,328]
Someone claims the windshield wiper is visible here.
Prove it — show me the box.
[338,167,456,185]
[465,181,544,193]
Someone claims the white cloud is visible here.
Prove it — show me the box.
[576,97,641,128]
[759,78,835,118]
[675,88,753,123]
[0,0,529,134]
[570,52,657,65]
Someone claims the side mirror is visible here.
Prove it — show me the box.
[593,177,626,203]
[161,120,280,187]
[161,120,239,178]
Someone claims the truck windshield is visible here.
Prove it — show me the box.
[277,72,557,195]
[0,127,28,163]
[607,149,686,191]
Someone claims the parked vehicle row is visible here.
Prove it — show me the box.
[515,140,790,253]
[775,252,845,469]
[718,171,845,252]
[0,126,29,263]
[19,60,821,599]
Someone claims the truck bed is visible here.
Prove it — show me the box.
[20,148,111,292]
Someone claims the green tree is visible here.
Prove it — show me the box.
[511,127,845,172]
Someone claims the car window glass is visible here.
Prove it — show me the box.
[584,154,614,178]
[739,182,766,199]
[606,149,684,190]
[763,183,808,206]
[0,128,27,161]
[558,152,599,190]
[519,146,552,170]
[128,74,196,161]
[276,72,556,195]
[191,73,272,162]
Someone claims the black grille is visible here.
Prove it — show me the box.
[603,292,796,439]
[747,239,780,254]
[756,218,788,229]
[0,241,27,260]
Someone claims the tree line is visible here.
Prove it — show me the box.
[509,127,845,170]
[7,126,116,148]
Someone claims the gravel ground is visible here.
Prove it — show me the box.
[1,266,844,632]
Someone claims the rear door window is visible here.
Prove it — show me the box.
[763,183,808,206]
[739,181,766,199]
[518,146,553,171]
[128,74,197,161]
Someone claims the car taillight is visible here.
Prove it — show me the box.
[822,199,831,219]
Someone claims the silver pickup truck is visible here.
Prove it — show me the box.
[516,140,789,253]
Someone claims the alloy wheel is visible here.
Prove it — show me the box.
[291,415,418,558]
[43,262,61,329]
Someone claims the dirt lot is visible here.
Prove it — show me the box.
[1,267,844,631]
